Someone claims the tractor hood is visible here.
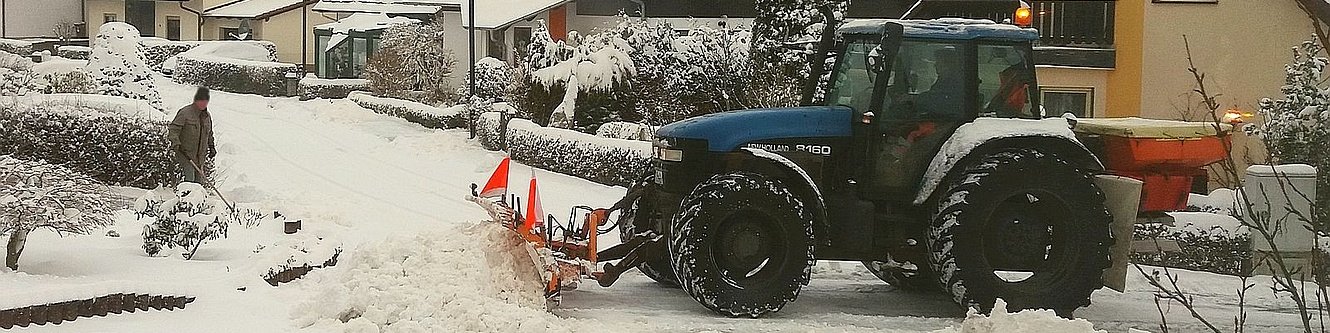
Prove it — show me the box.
[656,106,854,152]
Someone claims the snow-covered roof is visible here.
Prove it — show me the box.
[461,0,572,30]
[204,0,313,19]
[314,12,419,33]
[313,0,459,15]
[839,18,1038,41]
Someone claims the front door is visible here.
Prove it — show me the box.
[125,0,156,37]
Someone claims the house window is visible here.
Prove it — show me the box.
[513,27,532,59]
[103,13,117,24]
[1041,87,1095,118]
[487,29,507,61]
[166,16,181,40]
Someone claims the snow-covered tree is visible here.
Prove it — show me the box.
[1,156,114,270]
[1246,36,1330,230]
[364,20,458,105]
[750,0,846,78]
[139,182,228,260]
[528,21,636,129]
[471,57,511,101]
[87,22,163,111]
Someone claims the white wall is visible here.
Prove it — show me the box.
[3,0,81,38]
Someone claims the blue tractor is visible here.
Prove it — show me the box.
[595,15,1136,318]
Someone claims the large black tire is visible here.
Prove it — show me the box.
[618,195,678,287]
[862,260,934,291]
[927,149,1112,315]
[671,172,815,318]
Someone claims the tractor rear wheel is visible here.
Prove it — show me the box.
[927,149,1112,316]
[671,172,815,318]
[619,195,678,287]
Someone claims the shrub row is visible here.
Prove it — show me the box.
[55,46,91,60]
[0,38,33,56]
[298,76,369,101]
[505,118,651,187]
[1131,222,1252,276]
[173,55,299,97]
[0,101,180,188]
[595,122,654,141]
[349,92,464,129]
[141,40,278,71]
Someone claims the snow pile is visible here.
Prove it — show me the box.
[292,222,592,332]
[594,121,654,141]
[933,299,1104,333]
[87,22,164,111]
[1188,188,1239,215]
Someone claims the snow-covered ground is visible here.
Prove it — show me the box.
[3,77,1316,332]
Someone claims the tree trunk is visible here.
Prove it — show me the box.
[6,228,29,270]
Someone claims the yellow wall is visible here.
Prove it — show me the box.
[260,5,333,65]
[1035,65,1111,117]
[84,0,125,37]
[1140,0,1311,121]
[1105,0,1144,118]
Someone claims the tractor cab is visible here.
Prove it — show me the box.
[821,19,1042,199]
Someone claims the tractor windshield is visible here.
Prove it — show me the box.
[825,40,880,112]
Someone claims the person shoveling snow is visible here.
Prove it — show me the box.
[168,87,216,185]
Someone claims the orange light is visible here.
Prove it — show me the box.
[1014,7,1033,27]
[1222,109,1251,124]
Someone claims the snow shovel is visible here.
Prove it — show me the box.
[186,159,237,213]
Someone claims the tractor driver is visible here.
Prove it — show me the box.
[915,47,965,119]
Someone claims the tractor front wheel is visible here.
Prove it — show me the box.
[619,195,678,287]
[927,149,1112,316]
[671,172,815,318]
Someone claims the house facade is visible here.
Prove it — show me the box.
[83,0,331,65]
[1,0,83,38]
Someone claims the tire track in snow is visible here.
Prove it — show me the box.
[210,107,443,221]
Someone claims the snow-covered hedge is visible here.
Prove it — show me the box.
[0,38,33,56]
[298,76,368,100]
[57,45,91,60]
[143,39,278,71]
[595,122,654,141]
[475,112,506,151]
[173,55,300,97]
[506,118,651,187]
[0,99,180,188]
[349,91,463,129]
[1132,219,1252,276]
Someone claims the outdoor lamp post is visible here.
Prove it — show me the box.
[468,0,477,139]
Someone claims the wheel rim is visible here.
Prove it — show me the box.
[710,209,788,289]
[981,190,1074,286]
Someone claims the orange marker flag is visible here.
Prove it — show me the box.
[524,176,545,232]
[478,157,510,198]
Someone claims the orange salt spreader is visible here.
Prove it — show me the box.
[1073,117,1234,215]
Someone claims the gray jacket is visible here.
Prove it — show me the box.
[166,104,214,165]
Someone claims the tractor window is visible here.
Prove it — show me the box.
[826,41,879,113]
[883,41,967,120]
[977,44,1035,118]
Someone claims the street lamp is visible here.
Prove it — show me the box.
[468,0,477,139]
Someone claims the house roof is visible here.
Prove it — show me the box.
[314,12,420,33]
[461,0,573,30]
[312,0,460,15]
[204,0,316,19]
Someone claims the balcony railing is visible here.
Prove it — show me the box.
[1033,0,1115,47]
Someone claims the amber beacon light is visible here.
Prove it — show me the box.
[1015,5,1033,27]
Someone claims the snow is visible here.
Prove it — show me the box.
[914,117,1087,205]
[30,56,87,76]
[1245,163,1318,177]
[163,41,278,72]
[299,76,368,87]
[348,91,459,117]
[314,12,419,34]
[934,299,1103,333]
[204,0,306,18]
[87,22,163,111]
[312,0,456,15]
[839,18,1037,41]
[0,75,1317,332]
[461,0,571,29]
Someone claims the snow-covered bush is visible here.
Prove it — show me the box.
[0,101,181,188]
[1132,222,1252,275]
[1246,37,1330,230]
[87,22,164,111]
[526,21,636,129]
[139,182,228,260]
[349,91,464,129]
[475,112,506,150]
[56,45,91,60]
[0,53,37,96]
[506,119,650,186]
[141,40,196,70]
[38,71,96,94]
[0,38,33,56]
[471,57,511,101]
[595,122,653,141]
[298,75,368,100]
[751,0,846,78]
[363,21,458,105]
[173,55,300,97]
[158,40,279,74]
[0,156,114,270]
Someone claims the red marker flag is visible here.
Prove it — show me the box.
[524,176,545,231]
[478,157,510,198]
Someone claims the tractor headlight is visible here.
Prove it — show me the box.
[654,147,684,162]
